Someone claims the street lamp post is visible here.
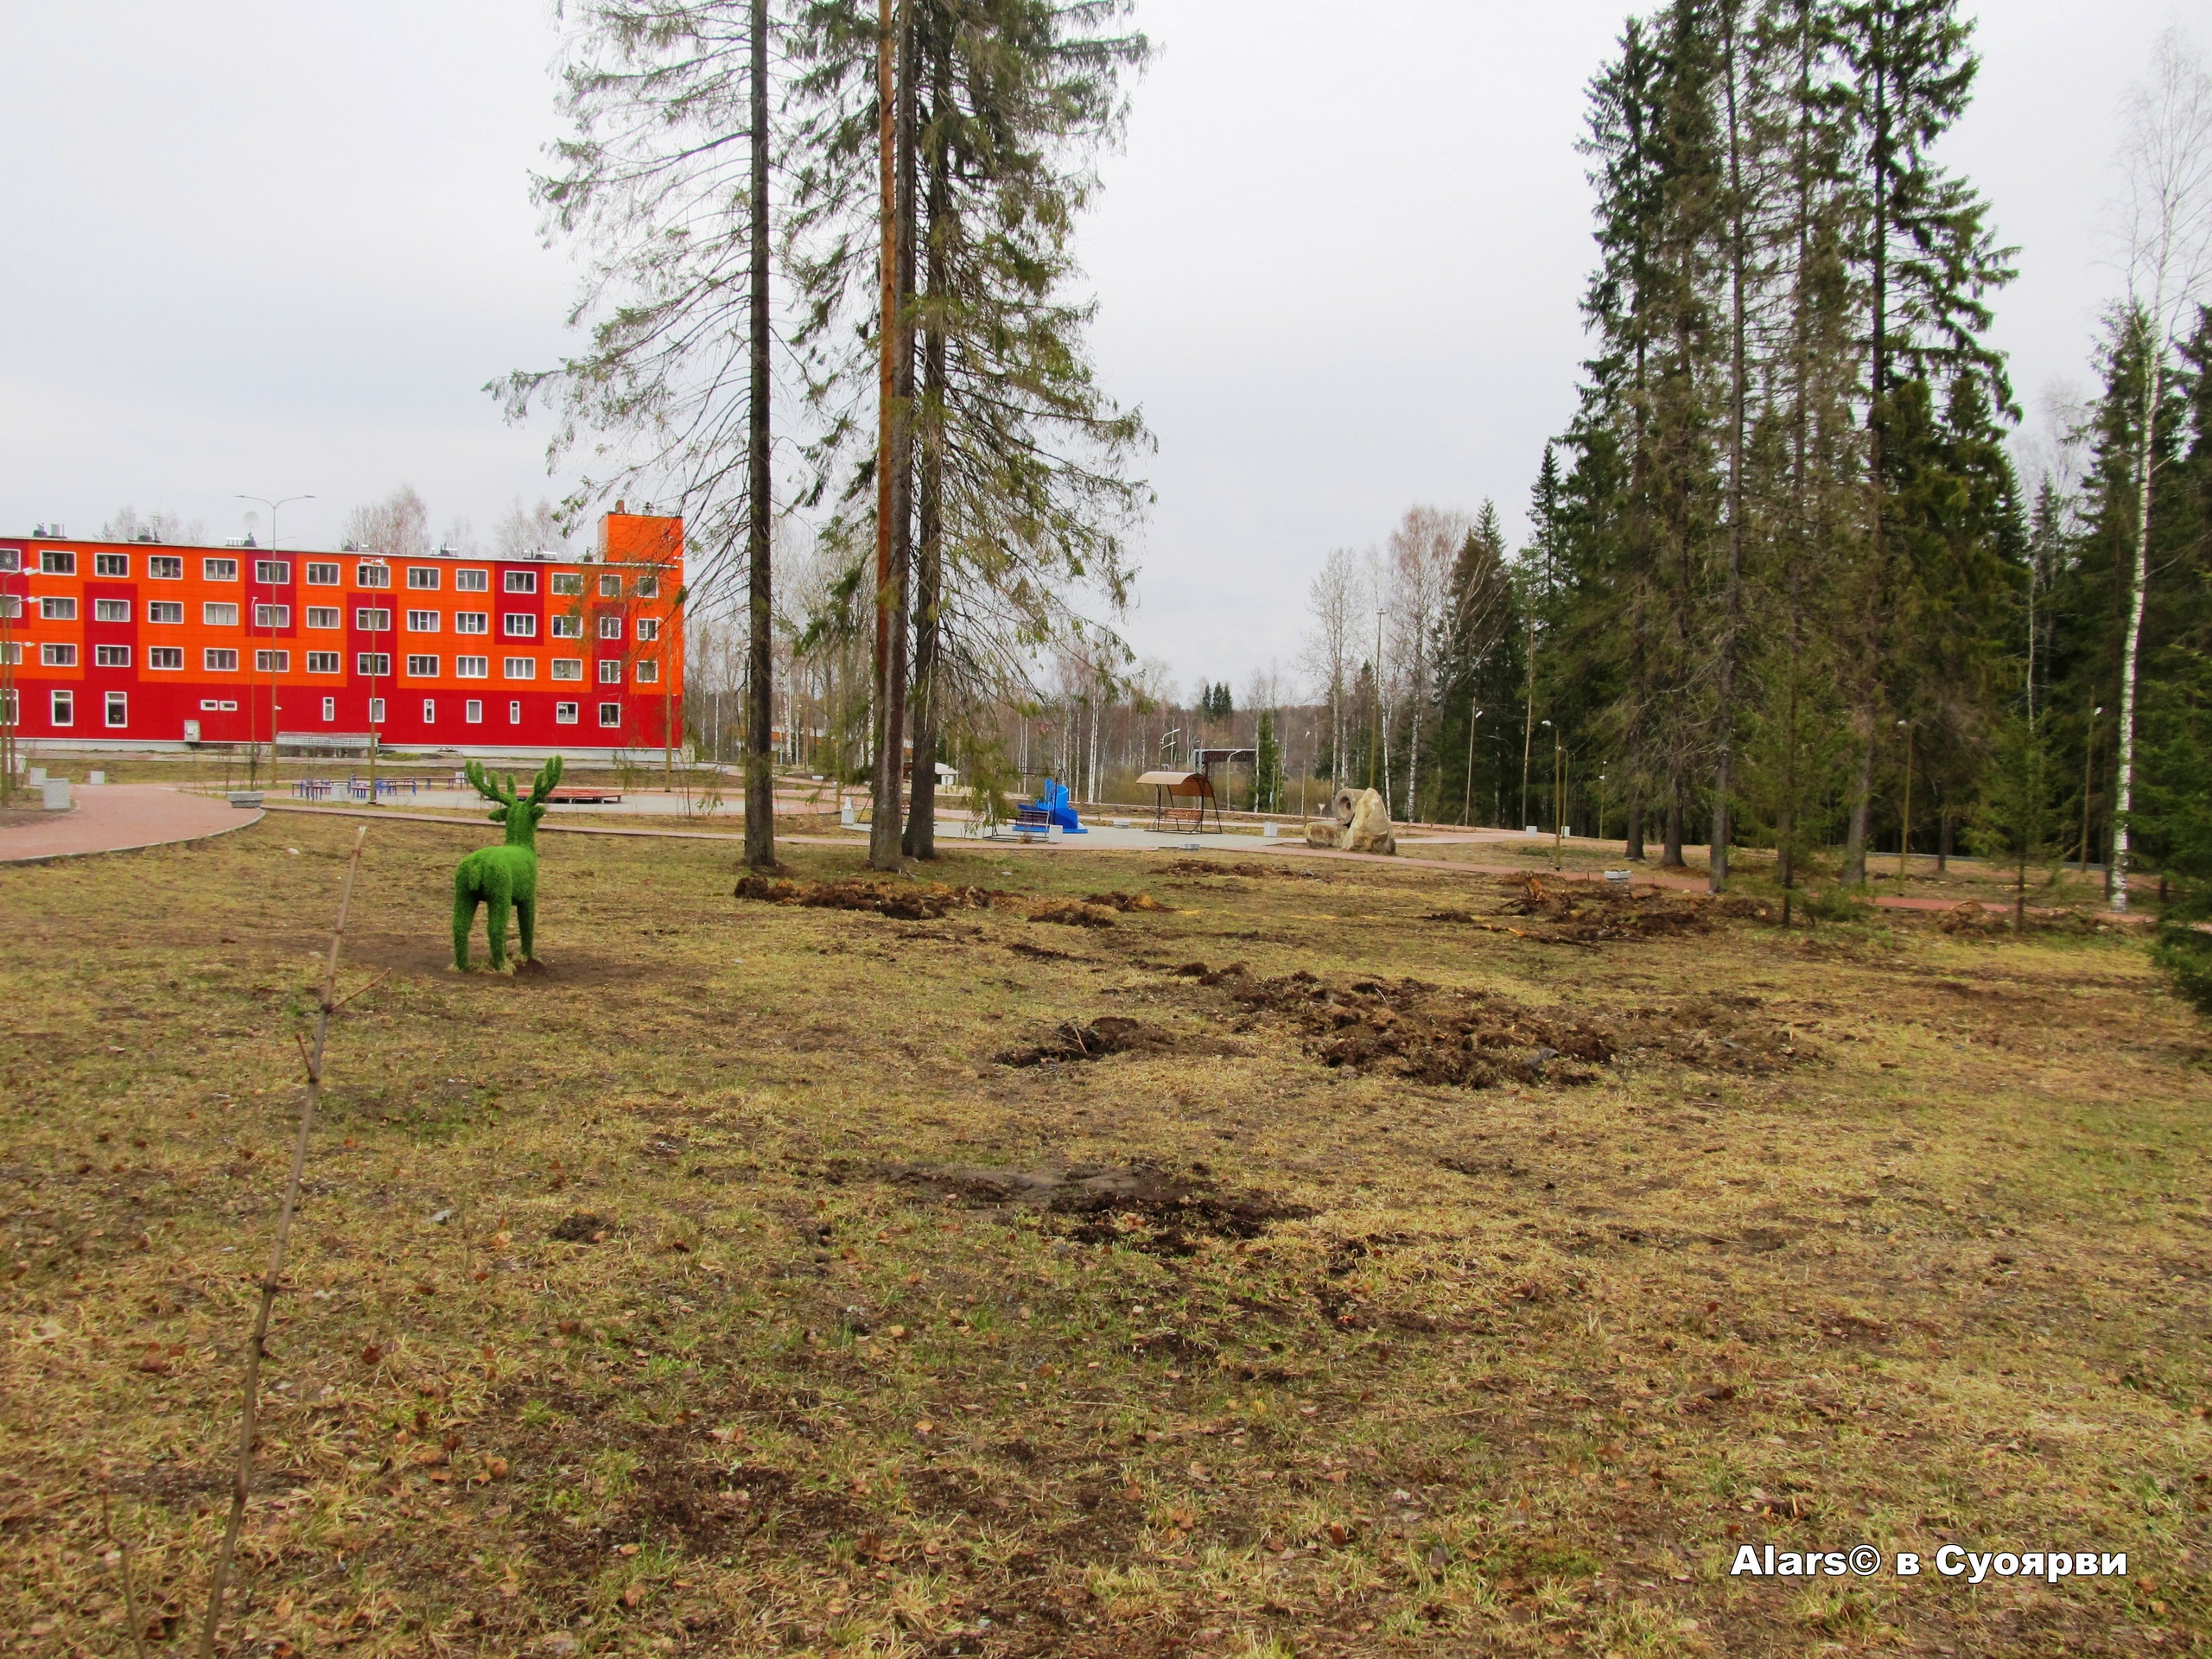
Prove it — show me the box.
[1462,704,1481,827]
[237,493,314,790]
[1896,717,1913,885]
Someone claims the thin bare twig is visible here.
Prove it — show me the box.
[101,1488,151,1659]
[329,968,392,1014]
[198,824,368,1659]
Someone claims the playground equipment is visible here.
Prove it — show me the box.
[1138,769,1223,834]
[1009,777,1086,837]
[453,756,563,972]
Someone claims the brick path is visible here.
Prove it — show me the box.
[0,785,264,865]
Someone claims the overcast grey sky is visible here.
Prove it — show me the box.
[0,2,2196,699]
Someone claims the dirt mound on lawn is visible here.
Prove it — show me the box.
[885,1161,1314,1251]
[1423,874,1770,944]
[1084,890,1170,912]
[1169,967,1818,1087]
[734,874,1008,920]
[994,1015,1245,1067]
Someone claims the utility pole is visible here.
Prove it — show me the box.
[1368,607,1382,793]
[1462,703,1479,826]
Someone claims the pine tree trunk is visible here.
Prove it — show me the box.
[1662,779,1684,869]
[867,0,903,869]
[1625,789,1644,862]
[742,0,776,869]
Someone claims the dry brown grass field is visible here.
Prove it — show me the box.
[2,812,2207,1658]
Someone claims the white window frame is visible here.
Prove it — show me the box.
[105,690,128,728]
[254,560,290,585]
[253,603,290,628]
[599,659,622,683]
[93,598,130,622]
[407,566,441,590]
[454,611,488,634]
[40,596,77,620]
[455,655,488,678]
[406,609,441,632]
[465,698,484,723]
[41,550,78,575]
[503,613,537,638]
[41,643,78,667]
[94,552,129,577]
[321,696,336,720]
[204,648,238,672]
[148,647,185,670]
[555,701,580,724]
[550,658,583,681]
[502,656,536,680]
[202,557,238,582]
[598,573,622,598]
[598,615,622,639]
[405,654,438,677]
[148,556,183,580]
[598,702,623,727]
[305,562,340,586]
[550,613,582,639]
[306,607,340,629]
[357,652,391,677]
[51,689,74,725]
[635,659,658,683]
[355,607,391,631]
[455,569,489,593]
[503,569,538,594]
[508,700,522,723]
[369,696,386,723]
[636,618,660,642]
[95,644,131,668]
[255,649,289,673]
[354,561,391,588]
[307,652,341,674]
[147,601,184,624]
[423,698,436,723]
[203,602,239,627]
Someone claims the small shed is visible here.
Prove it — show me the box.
[1137,769,1222,834]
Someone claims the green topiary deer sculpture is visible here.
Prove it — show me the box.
[453,755,563,972]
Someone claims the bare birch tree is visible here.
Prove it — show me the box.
[2107,28,2212,912]
[1301,549,1363,787]
[1385,505,1472,822]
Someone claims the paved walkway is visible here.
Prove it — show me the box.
[0,785,264,865]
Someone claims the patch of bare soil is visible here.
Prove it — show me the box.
[884,1160,1313,1251]
[734,873,1009,920]
[1027,899,1119,927]
[994,1015,1244,1066]
[1423,874,1770,944]
[1167,967,1819,1086]
[1155,859,1320,880]
[1083,890,1170,912]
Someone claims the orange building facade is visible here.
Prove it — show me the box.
[0,510,683,759]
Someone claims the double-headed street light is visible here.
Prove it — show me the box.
[237,493,315,789]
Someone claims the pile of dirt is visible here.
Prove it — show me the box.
[885,1160,1314,1251]
[1156,859,1319,880]
[1084,890,1170,912]
[1160,966,1818,1086]
[994,1015,1245,1066]
[734,874,1007,921]
[1027,899,1119,927]
[1423,874,1770,944]
[1224,969,1612,1088]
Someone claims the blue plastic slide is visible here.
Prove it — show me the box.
[1033,778,1086,833]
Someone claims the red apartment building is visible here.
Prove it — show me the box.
[0,509,683,760]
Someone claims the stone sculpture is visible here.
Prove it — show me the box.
[1304,786,1396,855]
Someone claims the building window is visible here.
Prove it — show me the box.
[148,647,184,670]
[41,643,78,667]
[455,569,489,592]
[306,607,340,629]
[204,648,238,671]
[307,652,340,674]
[0,547,18,572]
[204,602,239,626]
[94,598,130,622]
[407,567,440,589]
[369,697,385,723]
[599,702,622,727]
[466,698,483,723]
[306,562,340,585]
[598,572,622,598]
[52,689,74,725]
[454,611,487,633]
[148,556,183,579]
[95,552,129,577]
[456,655,488,678]
[41,550,78,575]
[406,609,440,632]
[355,562,391,588]
[556,701,580,724]
[550,572,583,595]
[0,595,16,619]
[423,698,436,722]
[255,650,289,673]
[406,654,438,677]
[41,596,77,620]
[357,652,391,677]
[0,642,16,663]
[599,659,622,683]
[95,644,131,668]
[321,696,335,720]
[147,601,184,624]
[550,613,582,638]
[637,618,660,641]
[254,560,290,584]
[504,570,537,594]
[508,700,522,723]
[504,613,537,637]
[0,689,14,724]
[203,557,238,581]
[636,574,659,598]
[105,691,128,728]
[503,656,536,679]
[635,659,658,683]
[598,615,622,639]
[254,604,290,628]
[354,607,391,631]
[551,658,582,681]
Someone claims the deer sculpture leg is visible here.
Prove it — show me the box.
[453,869,483,971]
[483,873,513,973]
[516,891,536,963]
